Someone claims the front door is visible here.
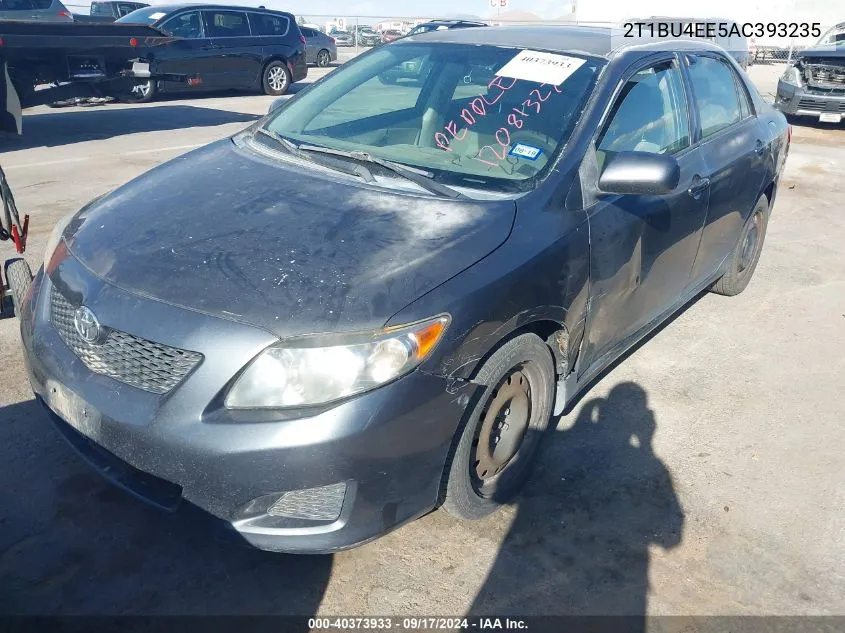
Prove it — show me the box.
[155,10,217,91]
[579,55,710,376]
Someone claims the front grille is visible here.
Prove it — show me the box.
[50,286,202,394]
[267,482,347,521]
[805,63,845,90]
[797,97,845,113]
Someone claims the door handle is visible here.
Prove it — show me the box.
[755,139,766,156]
[688,176,710,199]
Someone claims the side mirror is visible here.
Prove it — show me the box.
[598,151,680,196]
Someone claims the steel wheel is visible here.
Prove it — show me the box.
[739,208,764,273]
[317,49,330,67]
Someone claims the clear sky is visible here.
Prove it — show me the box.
[262,0,569,20]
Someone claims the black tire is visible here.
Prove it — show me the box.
[5,258,33,317]
[262,61,291,96]
[711,194,770,296]
[441,333,555,520]
[316,49,331,68]
[125,79,157,103]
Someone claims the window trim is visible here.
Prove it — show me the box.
[592,52,695,161]
[682,52,754,144]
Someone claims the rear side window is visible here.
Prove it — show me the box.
[300,27,314,37]
[32,0,52,8]
[686,55,743,138]
[117,3,138,16]
[205,10,251,37]
[597,59,690,162]
[0,0,35,10]
[249,12,290,36]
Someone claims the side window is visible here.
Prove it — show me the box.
[32,0,52,8]
[161,11,204,39]
[0,0,35,10]
[205,10,251,37]
[596,59,690,170]
[300,27,313,38]
[686,55,743,138]
[248,13,289,36]
[117,3,138,16]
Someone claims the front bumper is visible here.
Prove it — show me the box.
[774,79,845,117]
[20,261,477,553]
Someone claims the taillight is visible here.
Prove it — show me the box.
[787,124,792,144]
[298,35,306,44]
[57,9,71,17]
[329,37,335,43]
[129,37,138,47]
[0,37,4,47]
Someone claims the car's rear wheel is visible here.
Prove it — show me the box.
[441,333,555,520]
[711,194,770,296]
[262,61,291,96]
[126,79,157,103]
[316,49,331,67]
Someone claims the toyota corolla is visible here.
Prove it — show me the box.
[21,26,789,553]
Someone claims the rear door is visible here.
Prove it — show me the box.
[684,53,768,283]
[580,55,710,376]
[204,9,261,89]
[300,27,317,64]
[0,0,36,21]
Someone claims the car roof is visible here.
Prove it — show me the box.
[419,19,487,26]
[149,4,293,15]
[402,24,727,59]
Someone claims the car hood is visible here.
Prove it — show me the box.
[797,44,845,60]
[64,139,516,338]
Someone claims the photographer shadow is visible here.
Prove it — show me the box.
[470,382,684,624]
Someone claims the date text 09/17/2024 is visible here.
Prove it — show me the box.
[308,617,528,630]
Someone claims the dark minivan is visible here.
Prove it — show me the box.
[24,26,789,553]
[117,4,307,101]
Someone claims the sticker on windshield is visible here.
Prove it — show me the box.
[509,143,543,161]
[148,11,165,19]
[496,50,586,86]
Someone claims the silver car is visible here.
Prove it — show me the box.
[300,26,337,67]
[0,0,73,21]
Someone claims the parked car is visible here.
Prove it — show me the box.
[380,28,402,43]
[74,0,148,22]
[406,19,487,36]
[300,26,336,67]
[775,22,845,124]
[0,0,72,22]
[329,29,352,46]
[352,24,381,46]
[115,4,307,101]
[26,25,789,554]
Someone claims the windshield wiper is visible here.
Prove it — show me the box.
[254,127,375,183]
[297,144,465,199]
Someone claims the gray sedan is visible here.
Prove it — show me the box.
[300,26,337,67]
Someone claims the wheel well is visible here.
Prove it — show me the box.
[465,319,567,382]
[762,181,776,206]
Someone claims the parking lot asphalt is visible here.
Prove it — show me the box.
[0,64,844,616]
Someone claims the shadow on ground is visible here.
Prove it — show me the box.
[0,399,331,616]
[3,105,260,151]
[470,381,684,625]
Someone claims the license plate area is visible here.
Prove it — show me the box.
[45,380,101,440]
[819,112,842,123]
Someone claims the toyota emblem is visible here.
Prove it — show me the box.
[73,306,103,344]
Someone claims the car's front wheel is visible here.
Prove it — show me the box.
[262,61,291,96]
[711,194,770,296]
[441,333,555,520]
[316,49,331,67]
[126,79,157,103]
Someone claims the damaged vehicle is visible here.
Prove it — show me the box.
[21,26,789,553]
[775,21,845,123]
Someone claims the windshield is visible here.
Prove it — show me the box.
[265,43,603,192]
[116,5,167,23]
[817,24,845,46]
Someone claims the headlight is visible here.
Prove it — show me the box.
[43,211,75,270]
[225,315,450,409]
[781,65,802,87]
